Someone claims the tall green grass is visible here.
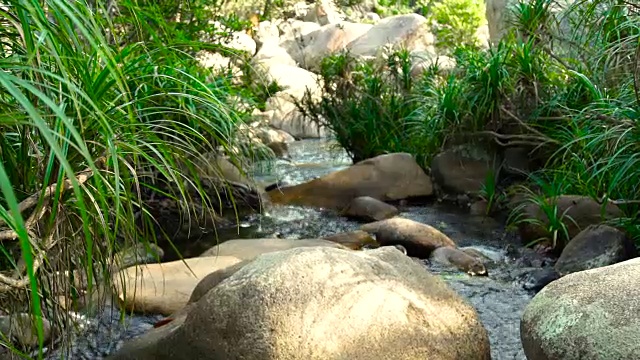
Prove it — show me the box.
[301,0,640,246]
[0,0,256,356]
[298,49,423,163]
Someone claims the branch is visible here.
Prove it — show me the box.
[609,199,640,205]
[0,157,105,232]
[0,231,56,291]
[500,106,559,144]
[0,157,105,291]
[476,130,549,142]
[0,213,40,241]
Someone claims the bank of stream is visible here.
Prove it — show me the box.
[45,139,537,359]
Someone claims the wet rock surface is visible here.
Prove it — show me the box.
[44,139,536,359]
[267,152,433,209]
[360,217,457,258]
[341,196,399,222]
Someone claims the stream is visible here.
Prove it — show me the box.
[44,139,535,360]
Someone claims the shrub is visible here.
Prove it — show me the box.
[303,0,640,247]
[297,49,423,164]
[427,0,486,50]
[0,0,260,355]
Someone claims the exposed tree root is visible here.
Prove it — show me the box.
[0,158,105,291]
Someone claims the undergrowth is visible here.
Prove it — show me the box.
[299,0,640,247]
[0,0,271,357]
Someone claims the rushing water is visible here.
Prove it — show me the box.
[44,139,533,359]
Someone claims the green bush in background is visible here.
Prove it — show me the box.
[0,0,267,356]
[300,0,640,247]
[297,49,424,163]
[427,0,486,49]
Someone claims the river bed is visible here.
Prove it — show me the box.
[45,139,533,359]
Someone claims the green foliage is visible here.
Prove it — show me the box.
[305,0,640,247]
[237,58,285,112]
[479,169,504,215]
[507,176,575,248]
[373,0,417,17]
[0,0,261,355]
[427,0,486,49]
[111,0,278,162]
[336,0,366,7]
[112,0,250,51]
[297,49,423,163]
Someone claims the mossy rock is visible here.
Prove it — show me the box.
[521,258,640,359]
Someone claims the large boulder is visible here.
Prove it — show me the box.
[252,20,280,46]
[112,256,243,315]
[517,195,623,247]
[253,63,320,99]
[279,20,323,43]
[254,42,298,66]
[502,147,532,175]
[108,246,492,360]
[267,153,433,209]
[263,92,327,139]
[303,0,346,25]
[554,224,636,276]
[360,217,456,258]
[283,22,373,71]
[187,260,253,305]
[521,258,640,359]
[346,14,436,58]
[199,237,348,258]
[430,147,498,195]
[252,125,296,145]
[222,31,257,55]
[341,196,399,222]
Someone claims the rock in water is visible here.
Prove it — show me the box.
[322,230,378,249]
[0,313,52,349]
[341,196,399,222]
[429,247,488,276]
[430,147,497,195]
[267,153,433,209]
[199,238,348,259]
[361,217,456,258]
[554,224,636,276]
[108,246,491,360]
[516,195,623,247]
[519,267,560,293]
[521,258,640,359]
[112,256,244,315]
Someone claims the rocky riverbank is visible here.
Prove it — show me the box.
[41,140,536,359]
[35,139,640,360]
